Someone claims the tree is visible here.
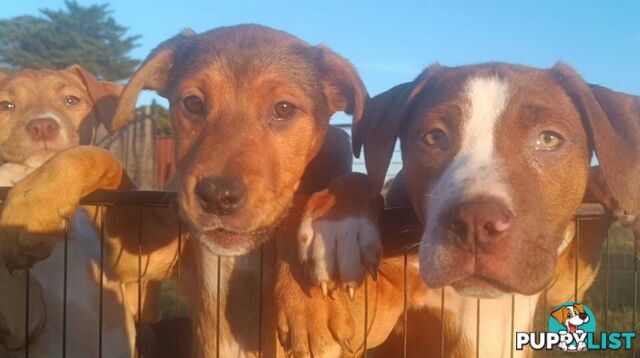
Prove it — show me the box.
[0,1,140,80]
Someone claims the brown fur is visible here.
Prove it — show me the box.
[279,62,639,356]
[0,24,366,357]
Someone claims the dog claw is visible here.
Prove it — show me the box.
[343,338,353,353]
[321,281,328,297]
[347,283,356,300]
[368,265,378,281]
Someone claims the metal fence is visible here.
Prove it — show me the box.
[0,189,637,357]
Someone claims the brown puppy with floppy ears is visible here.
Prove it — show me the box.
[277,62,640,356]
[0,25,368,357]
[0,67,137,356]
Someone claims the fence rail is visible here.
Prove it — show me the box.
[0,189,637,357]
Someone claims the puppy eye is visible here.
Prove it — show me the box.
[64,95,81,106]
[535,131,564,151]
[0,101,15,111]
[273,101,298,121]
[183,95,205,115]
[422,129,449,149]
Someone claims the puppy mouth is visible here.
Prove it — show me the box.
[194,226,277,256]
[450,275,513,298]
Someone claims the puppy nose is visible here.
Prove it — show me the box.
[26,118,60,141]
[449,196,514,248]
[194,176,247,215]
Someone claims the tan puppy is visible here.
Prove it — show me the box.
[277,63,639,356]
[0,67,136,356]
[0,25,367,357]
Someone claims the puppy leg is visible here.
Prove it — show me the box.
[0,146,130,270]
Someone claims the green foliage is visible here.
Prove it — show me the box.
[0,1,140,80]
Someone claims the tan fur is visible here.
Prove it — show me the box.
[0,25,366,357]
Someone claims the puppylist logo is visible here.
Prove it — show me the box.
[516,302,636,352]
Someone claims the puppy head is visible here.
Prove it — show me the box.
[112,25,366,255]
[0,66,122,166]
[357,62,639,297]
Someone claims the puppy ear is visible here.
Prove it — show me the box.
[574,303,585,313]
[111,29,197,132]
[315,45,367,149]
[551,63,640,213]
[66,65,123,135]
[356,66,439,196]
[551,306,567,324]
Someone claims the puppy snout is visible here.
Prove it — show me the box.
[194,176,247,215]
[449,196,514,248]
[26,118,60,141]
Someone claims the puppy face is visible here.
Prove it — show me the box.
[0,67,121,166]
[113,25,365,255]
[399,64,591,296]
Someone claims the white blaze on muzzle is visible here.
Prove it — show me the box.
[422,75,514,254]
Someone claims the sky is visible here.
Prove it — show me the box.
[4,0,639,173]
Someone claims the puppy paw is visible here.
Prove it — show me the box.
[297,173,382,297]
[275,260,356,358]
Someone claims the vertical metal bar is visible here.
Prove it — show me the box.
[574,219,580,301]
[363,276,369,356]
[257,245,264,358]
[440,288,445,358]
[216,255,221,358]
[176,220,182,314]
[99,206,105,358]
[633,225,638,354]
[510,295,515,358]
[476,298,480,358]
[25,269,30,358]
[176,219,182,354]
[136,207,143,358]
[604,233,610,332]
[403,253,408,358]
[62,220,69,358]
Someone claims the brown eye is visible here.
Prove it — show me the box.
[0,101,15,111]
[535,131,564,151]
[422,129,448,149]
[65,95,81,106]
[183,95,205,115]
[273,101,298,121]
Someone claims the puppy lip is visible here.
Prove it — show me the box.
[450,275,512,298]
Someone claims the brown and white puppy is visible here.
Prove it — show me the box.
[0,25,367,357]
[280,62,639,356]
[0,67,135,357]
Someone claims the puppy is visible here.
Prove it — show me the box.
[278,62,639,357]
[0,67,135,356]
[0,25,367,357]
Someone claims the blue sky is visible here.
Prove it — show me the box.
[6,1,637,174]
[5,0,639,101]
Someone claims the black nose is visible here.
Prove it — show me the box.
[26,117,60,141]
[194,176,247,215]
[579,313,588,320]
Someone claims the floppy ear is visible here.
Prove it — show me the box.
[355,66,439,196]
[551,63,640,213]
[65,65,123,135]
[551,306,567,324]
[110,29,197,132]
[315,45,367,146]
